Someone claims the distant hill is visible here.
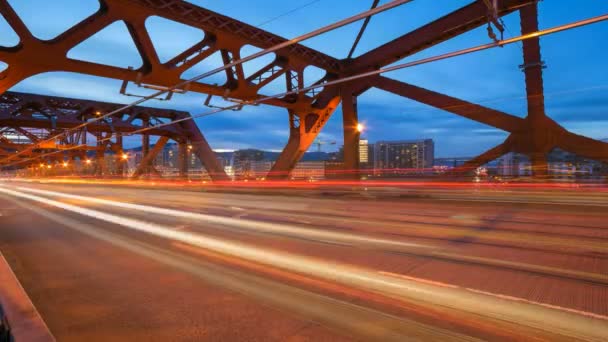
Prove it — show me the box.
[125,144,332,162]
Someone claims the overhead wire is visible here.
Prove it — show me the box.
[256,0,323,27]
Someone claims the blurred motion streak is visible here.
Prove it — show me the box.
[0,184,606,341]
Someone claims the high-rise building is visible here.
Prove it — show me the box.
[359,139,369,164]
[373,139,434,172]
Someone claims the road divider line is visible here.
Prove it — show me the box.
[0,185,606,341]
[380,271,608,322]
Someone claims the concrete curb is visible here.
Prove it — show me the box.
[0,252,55,342]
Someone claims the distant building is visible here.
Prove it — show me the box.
[373,139,434,173]
[497,149,598,178]
[324,161,344,179]
[434,157,471,168]
[497,153,531,177]
[291,161,325,180]
[359,139,369,164]
[250,160,273,179]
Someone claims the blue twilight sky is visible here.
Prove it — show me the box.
[1,0,608,157]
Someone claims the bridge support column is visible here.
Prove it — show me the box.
[269,97,341,180]
[341,87,360,179]
[520,3,549,178]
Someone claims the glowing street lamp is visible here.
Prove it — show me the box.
[121,153,129,161]
[356,123,364,133]
[62,161,68,167]
[85,159,92,165]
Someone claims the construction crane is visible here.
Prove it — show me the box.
[313,139,336,152]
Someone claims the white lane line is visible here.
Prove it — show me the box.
[440,198,608,207]
[380,271,608,322]
[0,186,607,341]
[14,186,432,251]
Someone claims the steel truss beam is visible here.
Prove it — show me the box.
[0,91,227,179]
[0,0,338,109]
[0,0,341,176]
[452,3,608,175]
[372,76,525,133]
[343,0,531,74]
[2,0,606,179]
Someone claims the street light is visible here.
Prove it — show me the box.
[356,123,364,133]
[85,159,92,165]
[62,161,68,167]
[121,153,129,161]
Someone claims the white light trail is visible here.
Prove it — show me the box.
[0,185,606,341]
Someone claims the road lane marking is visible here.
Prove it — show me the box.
[1,186,607,341]
[380,271,608,322]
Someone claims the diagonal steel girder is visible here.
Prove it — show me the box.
[342,0,534,74]
[0,0,341,111]
[371,76,525,133]
[312,0,533,110]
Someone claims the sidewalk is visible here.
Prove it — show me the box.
[0,252,54,341]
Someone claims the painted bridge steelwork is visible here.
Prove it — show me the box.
[0,91,225,179]
[1,0,607,179]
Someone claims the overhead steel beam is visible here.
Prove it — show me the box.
[0,0,339,110]
[455,138,512,173]
[0,92,184,137]
[344,0,530,73]
[372,76,525,132]
[120,0,342,73]
[558,132,608,164]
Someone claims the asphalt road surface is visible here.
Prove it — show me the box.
[0,180,607,341]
